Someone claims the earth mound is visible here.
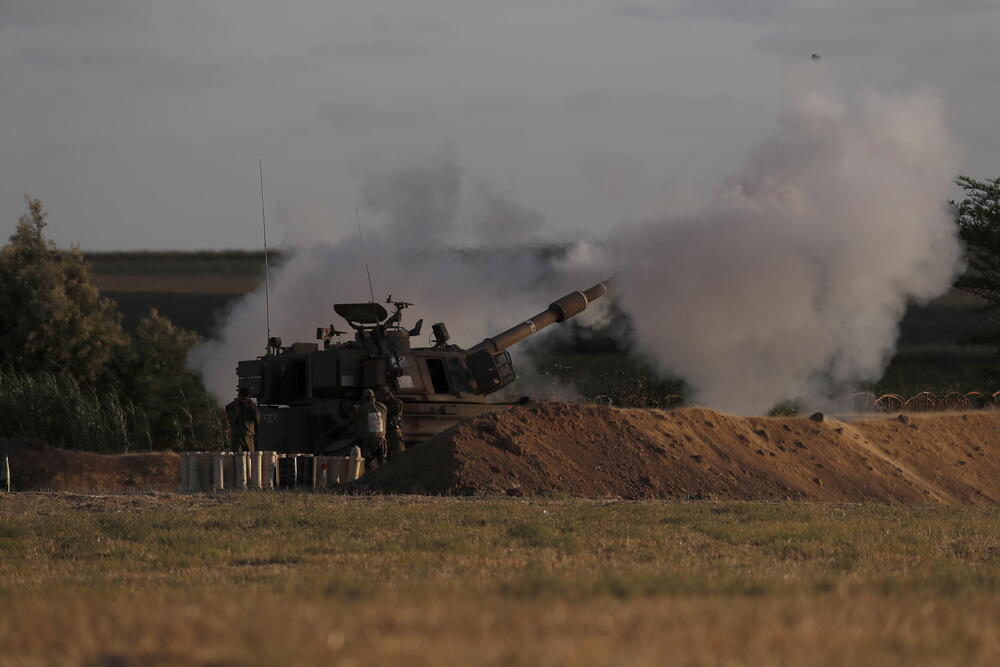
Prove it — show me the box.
[356,403,1000,503]
[0,440,179,492]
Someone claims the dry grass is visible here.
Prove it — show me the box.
[1,494,999,666]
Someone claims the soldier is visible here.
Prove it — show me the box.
[355,388,388,469]
[225,387,261,452]
[377,386,405,460]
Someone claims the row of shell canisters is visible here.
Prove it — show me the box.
[180,447,364,492]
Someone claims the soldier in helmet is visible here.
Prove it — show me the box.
[355,388,388,469]
[225,387,261,452]
[377,386,405,460]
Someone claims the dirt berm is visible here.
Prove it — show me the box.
[0,440,179,492]
[356,403,1000,503]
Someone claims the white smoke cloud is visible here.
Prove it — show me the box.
[616,89,963,412]
[189,149,609,401]
[272,196,350,249]
[191,89,963,416]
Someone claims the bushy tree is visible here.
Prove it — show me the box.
[0,197,127,383]
[954,176,1000,346]
[0,197,225,450]
[115,309,226,449]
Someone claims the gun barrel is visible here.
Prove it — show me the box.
[470,277,615,355]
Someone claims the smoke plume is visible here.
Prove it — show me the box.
[189,149,606,401]
[191,89,963,416]
[616,90,963,413]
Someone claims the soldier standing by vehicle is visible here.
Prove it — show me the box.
[377,386,405,460]
[225,387,261,452]
[355,388,388,469]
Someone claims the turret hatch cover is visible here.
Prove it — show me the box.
[334,302,389,324]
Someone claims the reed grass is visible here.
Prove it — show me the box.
[0,368,224,452]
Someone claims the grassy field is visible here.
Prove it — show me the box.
[1,494,998,665]
[86,250,272,278]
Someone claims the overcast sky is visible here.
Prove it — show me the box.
[1,0,998,250]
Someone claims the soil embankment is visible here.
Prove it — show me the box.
[357,403,1000,503]
[3,403,998,502]
[0,440,178,492]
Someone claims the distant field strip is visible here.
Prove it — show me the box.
[83,251,1000,395]
[101,291,241,335]
[95,274,258,294]
[0,494,998,665]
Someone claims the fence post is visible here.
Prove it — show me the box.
[235,452,248,490]
[187,453,202,492]
[316,456,328,489]
[348,446,364,482]
[212,454,225,491]
[198,453,212,491]
[249,451,263,490]
[261,451,276,489]
[1,455,10,492]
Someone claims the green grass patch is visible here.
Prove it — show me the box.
[2,495,998,601]
[2,495,999,666]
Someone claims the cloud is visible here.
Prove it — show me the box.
[655,0,995,24]
[754,8,1000,61]
[609,4,674,22]
[565,89,734,114]
[19,42,314,92]
[367,10,449,33]
[306,38,433,62]
[19,44,154,69]
[0,0,132,27]
[317,94,532,131]
[453,96,534,120]
[356,149,465,247]
[610,1,997,27]
[316,100,410,128]
[610,1,792,22]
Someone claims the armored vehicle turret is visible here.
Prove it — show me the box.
[235,278,614,454]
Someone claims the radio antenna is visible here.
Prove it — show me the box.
[355,207,376,303]
[259,158,272,347]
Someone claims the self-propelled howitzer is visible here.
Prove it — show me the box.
[235,278,614,454]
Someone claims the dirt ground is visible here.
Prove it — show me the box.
[0,439,178,492]
[357,403,1000,503]
[4,403,1000,501]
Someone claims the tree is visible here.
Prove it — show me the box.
[954,176,1000,347]
[0,196,225,451]
[0,197,127,383]
[115,308,226,450]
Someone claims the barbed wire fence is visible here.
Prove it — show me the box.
[848,390,1000,413]
[592,390,1000,412]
